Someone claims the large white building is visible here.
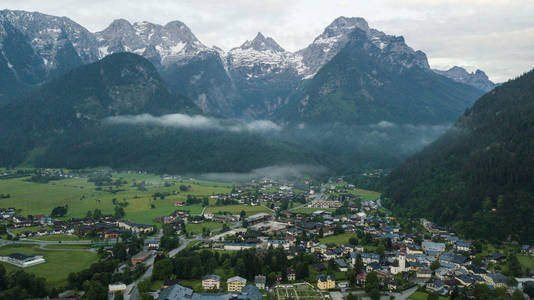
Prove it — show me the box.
[390,253,408,275]
[0,253,45,267]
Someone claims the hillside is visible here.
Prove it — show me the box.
[0,53,327,173]
[383,68,534,243]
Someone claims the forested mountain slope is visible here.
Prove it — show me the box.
[0,53,327,173]
[383,68,534,243]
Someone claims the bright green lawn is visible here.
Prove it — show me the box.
[0,172,230,225]
[204,205,271,216]
[186,222,224,234]
[319,233,356,245]
[0,244,97,287]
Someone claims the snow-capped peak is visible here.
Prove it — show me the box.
[295,17,374,77]
[0,9,100,64]
[226,32,308,78]
[240,32,285,53]
[105,19,134,33]
[319,16,370,40]
[297,16,430,77]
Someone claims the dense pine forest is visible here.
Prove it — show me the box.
[383,68,534,243]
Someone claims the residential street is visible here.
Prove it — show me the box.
[125,235,202,300]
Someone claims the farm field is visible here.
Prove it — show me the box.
[204,204,271,216]
[0,171,231,225]
[319,233,356,245]
[185,221,224,234]
[0,244,98,287]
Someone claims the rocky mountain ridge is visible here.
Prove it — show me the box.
[0,10,490,123]
[433,66,496,92]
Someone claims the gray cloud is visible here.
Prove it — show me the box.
[104,113,281,132]
[198,164,328,182]
[2,0,533,81]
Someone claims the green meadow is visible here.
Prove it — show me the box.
[350,188,381,201]
[408,291,449,300]
[0,171,231,225]
[204,204,271,216]
[0,244,97,287]
[185,221,224,234]
[319,232,356,245]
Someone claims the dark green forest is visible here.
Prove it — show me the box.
[0,53,327,173]
[383,68,534,243]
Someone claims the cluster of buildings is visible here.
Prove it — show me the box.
[184,201,531,297]
[2,209,155,241]
[157,283,262,300]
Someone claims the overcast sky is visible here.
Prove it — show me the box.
[3,0,533,82]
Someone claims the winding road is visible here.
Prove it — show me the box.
[125,235,202,300]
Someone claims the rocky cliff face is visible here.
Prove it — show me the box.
[95,19,210,67]
[434,66,496,92]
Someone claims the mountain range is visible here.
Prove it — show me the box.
[0,9,497,174]
[0,10,492,120]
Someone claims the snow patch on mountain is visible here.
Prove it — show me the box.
[297,16,429,78]
[95,18,210,67]
[0,9,99,66]
[226,32,308,78]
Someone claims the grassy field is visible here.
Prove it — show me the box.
[30,234,81,241]
[150,280,164,291]
[408,291,448,300]
[43,244,91,250]
[349,188,381,201]
[0,244,97,287]
[518,255,534,269]
[319,233,356,245]
[179,279,203,292]
[204,204,271,216]
[291,207,335,214]
[185,222,224,234]
[0,172,231,225]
